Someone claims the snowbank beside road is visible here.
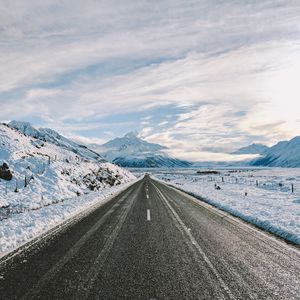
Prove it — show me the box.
[0,180,137,256]
[152,169,300,245]
[0,121,137,256]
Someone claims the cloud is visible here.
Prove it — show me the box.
[158,121,168,126]
[26,88,61,99]
[164,149,259,163]
[1,1,300,160]
[139,127,154,137]
[15,39,296,123]
[1,0,299,92]
[69,135,107,146]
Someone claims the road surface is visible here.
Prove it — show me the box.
[0,175,299,299]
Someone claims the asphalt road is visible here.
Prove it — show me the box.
[0,175,299,299]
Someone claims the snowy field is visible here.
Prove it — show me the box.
[132,167,300,245]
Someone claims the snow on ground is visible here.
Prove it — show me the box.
[0,180,137,255]
[0,123,135,210]
[133,168,300,245]
[0,122,136,255]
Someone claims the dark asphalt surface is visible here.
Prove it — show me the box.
[0,175,299,299]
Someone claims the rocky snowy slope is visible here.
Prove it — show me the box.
[252,136,300,167]
[92,132,191,168]
[9,120,103,162]
[0,121,135,213]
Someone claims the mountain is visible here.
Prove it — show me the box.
[252,136,300,167]
[95,132,166,161]
[93,132,191,168]
[9,120,104,163]
[0,121,135,208]
[232,143,269,155]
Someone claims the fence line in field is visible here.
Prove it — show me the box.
[1,154,86,195]
[194,174,296,193]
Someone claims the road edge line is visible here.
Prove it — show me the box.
[152,182,236,300]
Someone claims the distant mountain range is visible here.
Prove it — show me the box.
[7,122,300,169]
[90,132,191,168]
[251,137,300,168]
[89,132,300,168]
[232,143,269,155]
[232,137,300,168]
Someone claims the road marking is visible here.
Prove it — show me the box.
[152,183,236,300]
[163,182,300,259]
[146,194,149,199]
[147,209,151,221]
[0,180,140,263]
[24,187,135,298]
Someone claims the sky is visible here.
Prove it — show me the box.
[1,0,300,161]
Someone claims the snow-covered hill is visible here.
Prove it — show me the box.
[252,137,300,167]
[0,121,135,211]
[9,120,104,162]
[92,132,191,168]
[232,143,269,155]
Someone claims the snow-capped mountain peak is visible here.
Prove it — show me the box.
[252,136,300,167]
[99,132,166,159]
[90,132,191,168]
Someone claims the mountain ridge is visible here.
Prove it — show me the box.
[92,132,191,168]
[232,143,269,155]
[0,121,135,208]
[252,136,300,168]
[9,120,105,163]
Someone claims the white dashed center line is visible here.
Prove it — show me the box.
[147,209,151,221]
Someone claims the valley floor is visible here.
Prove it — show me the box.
[134,167,300,245]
